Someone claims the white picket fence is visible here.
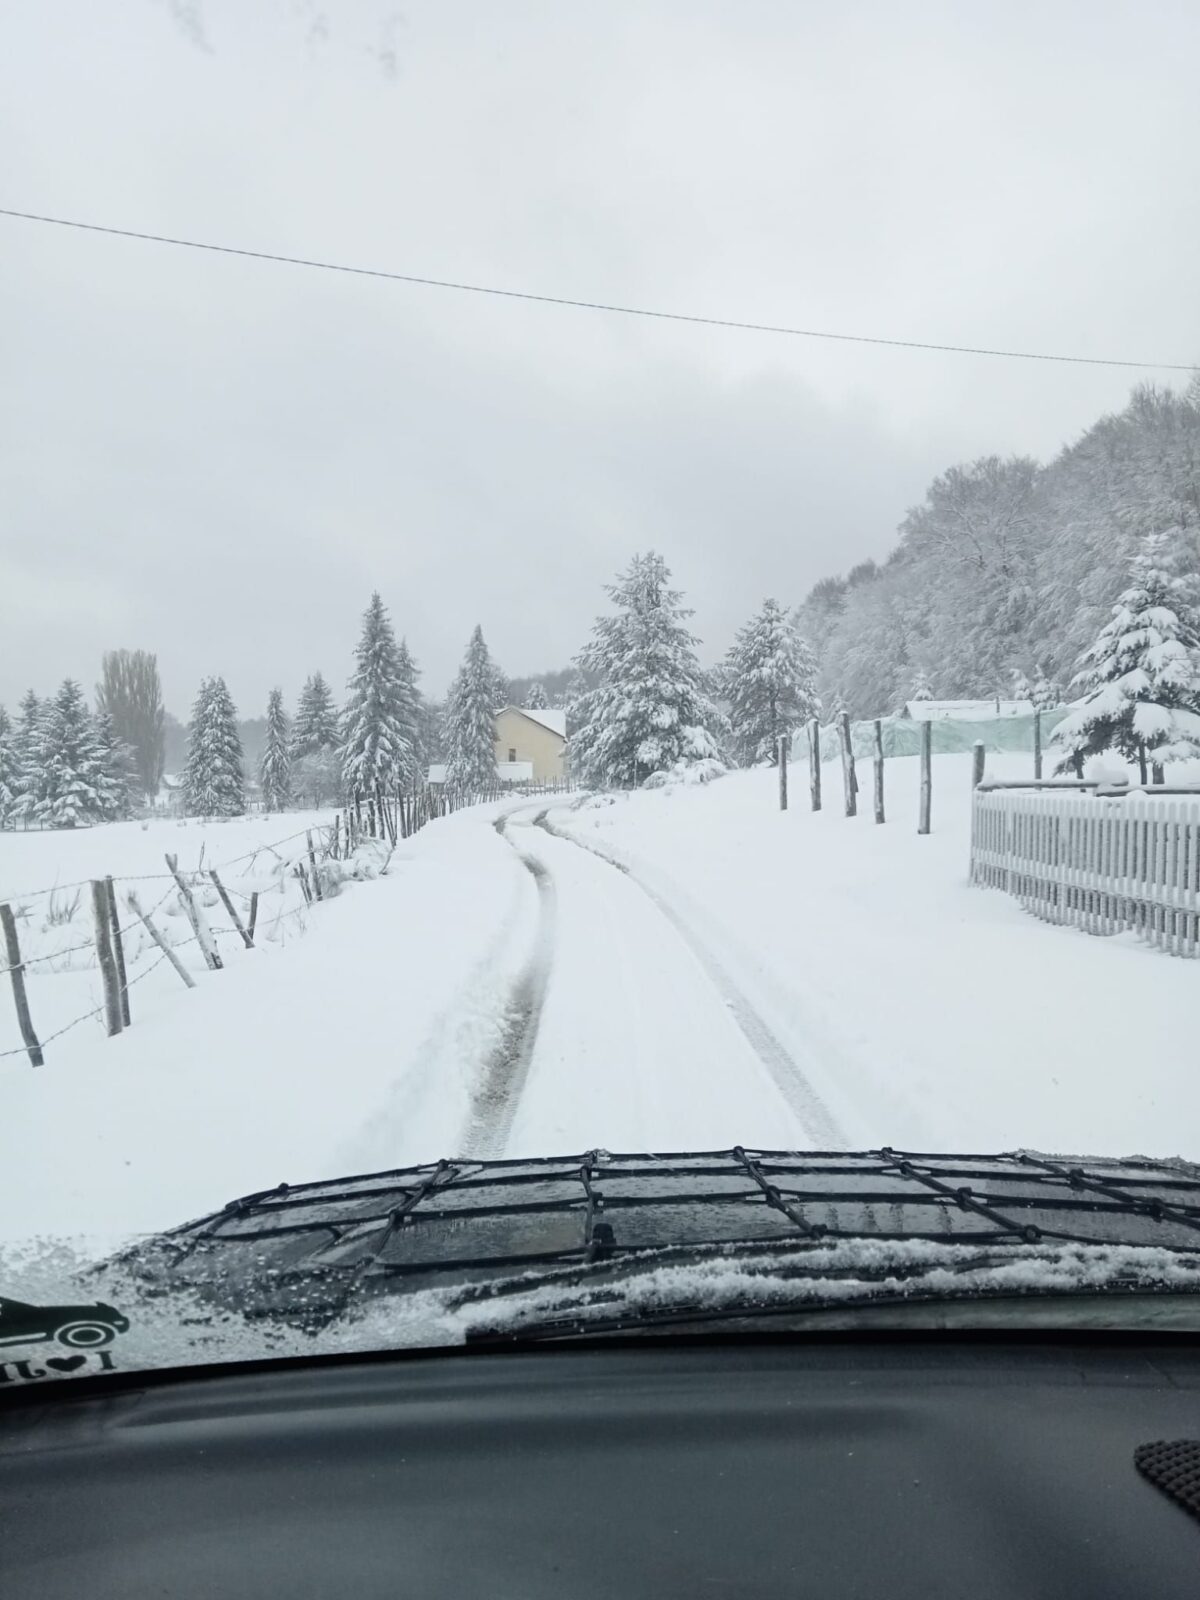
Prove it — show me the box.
[970,788,1200,957]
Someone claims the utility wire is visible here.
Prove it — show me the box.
[1,205,1194,373]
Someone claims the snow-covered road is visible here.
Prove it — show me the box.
[488,809,825,1156]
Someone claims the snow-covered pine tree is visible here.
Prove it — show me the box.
[723,598,820,766]
[395,638,424,788]
[93,710,139,821]
[340,593,414,804]
[9,691,46,826]
[292,671,338,755]
[183,677,246,816]
[36,680,106,829]
[570,552,724,788]
[0,706,17,828]
[1051,530,1200,779]
[260,688,292,812]
[910,669,934,703]
[1009,667,1032,703]
[1030,663,1059,709]
[525,680,549,709]
[444,626,502,792]
[291,670,340,807]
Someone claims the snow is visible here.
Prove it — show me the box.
[511,705,566,738]
[2,748,1198,1260]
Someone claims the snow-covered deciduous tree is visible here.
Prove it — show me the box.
[444,626,502,792]
[569,552,725,788]
[183,677,246,816]
[36,680,106,829]
[93,710,139,821]
[96,649,165,800]
[1051,531,1200,779]
[340,593,415,802]
[525,680,548,709]
[260,688,292,812]
[722,598,820,765]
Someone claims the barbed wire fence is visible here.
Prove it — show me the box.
[1,775,575,1067]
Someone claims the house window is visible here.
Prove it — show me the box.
[508,748,517,763]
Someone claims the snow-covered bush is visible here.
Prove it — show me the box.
[642,757,728,789]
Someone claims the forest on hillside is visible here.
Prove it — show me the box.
[796,379,1200,719]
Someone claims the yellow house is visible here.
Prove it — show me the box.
[493,706,567,782]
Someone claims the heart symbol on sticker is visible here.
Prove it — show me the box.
[46,1356,87,1373]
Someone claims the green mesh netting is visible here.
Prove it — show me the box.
[811,711,1070,762]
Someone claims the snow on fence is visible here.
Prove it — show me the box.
[2,778,577,1066]
[970,787,1200,957]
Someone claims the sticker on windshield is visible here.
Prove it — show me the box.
[0,1293,130,1384]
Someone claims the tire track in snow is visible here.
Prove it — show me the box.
[458,812,557,1159]
[536,813,847,1150]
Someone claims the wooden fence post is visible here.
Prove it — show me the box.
[1033,709,1043,781]
[1,903,44,1065]
[209,871,254,948]
[778,734,789,811]
[105,875,131,1027]
[809,719,822,812]
[91,880,124,1036]
[972,741,986,793]
[839,713,857,818]
[165,853,222,971]
[127,890,196,990]
[918,720,932,835]
[247,892,259,944]
[306,831,323,901]
[873,720,885,825]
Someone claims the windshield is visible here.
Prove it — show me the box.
[2,1,1200,1389]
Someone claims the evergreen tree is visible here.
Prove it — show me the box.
[0,706,17,828]
[1009,667,1032,703]
[525,680,549,709]
[1031,663,1059,710]
[723,598,819,765]
[260,688,293,812]
[444,626,502,792]
[340,593,414,802]
[395,638,424,787]
[909,669,934,703]
[291,671,339,756]
[37,680,106,828]
[93,710,139,821]
[291,670,340,808]
[10,691,46,826]
[183,677,246,816]
[1051,531,1200,778]
[570,552,724,788]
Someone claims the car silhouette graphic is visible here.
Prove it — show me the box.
[0,1295,130,1350]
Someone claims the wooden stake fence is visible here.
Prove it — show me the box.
[808,719,821,812]
[105,874,131,1027]
[873,720,885,825]
[1,903,44,1065]
[91,879,124,1037]
[918,720,932,835]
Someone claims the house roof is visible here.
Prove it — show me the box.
[498,705,566,739]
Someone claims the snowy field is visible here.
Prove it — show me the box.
[3,752,1199,1254]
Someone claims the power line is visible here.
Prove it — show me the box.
[1,205,1194,373]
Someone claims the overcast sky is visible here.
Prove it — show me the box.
[2,1,1198,718]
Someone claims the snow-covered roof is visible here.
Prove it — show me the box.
[904,699,1033,721]
[499,705,566,739]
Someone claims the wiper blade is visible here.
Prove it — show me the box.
[113,1147,1200,1332]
